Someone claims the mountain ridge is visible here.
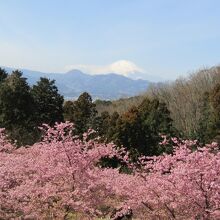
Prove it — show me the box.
[1,66,151,100]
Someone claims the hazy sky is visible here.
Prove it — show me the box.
[0,0,220,80]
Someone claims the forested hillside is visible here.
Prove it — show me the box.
[95,65,220,144]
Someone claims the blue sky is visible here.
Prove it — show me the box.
[0,0,220,80]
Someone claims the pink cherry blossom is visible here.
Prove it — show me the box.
[0,122,220,219]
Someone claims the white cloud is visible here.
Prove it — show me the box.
[65,60,145,77]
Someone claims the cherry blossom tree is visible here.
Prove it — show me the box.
[0,122,220,219]
[0,122,127,219]
[105,138,220,219]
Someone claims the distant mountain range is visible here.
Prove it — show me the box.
[1,66,152,100]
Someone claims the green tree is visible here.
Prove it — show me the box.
[196,92,217,143]
[0,70,36,145]
[210,83,220,123]
[112,98,175,157]
[114,106,145,158]
[31,78,64,125]
[0,68,8,83]
[68,92,97,135]
[208,83,220,143]
[138,98,175,155]
[63,100,75,121]
[107,111,119,137]
[92,111,111,137]
[138,98,174,135]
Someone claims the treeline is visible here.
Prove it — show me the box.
[64,93,175,158]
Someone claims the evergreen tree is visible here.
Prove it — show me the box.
[210,83,220,123]
[209,83,220,143]
[138,98,175,155]
[0,70,36,145]
[106,111,120,141]
[92,111,111,137]
[197,92,217,143]
[63,100,75,121]
[70,92,97,135]
[112,98,175,157]
[138,98,173,135]
[114,107,144,157]
[31,78,64,125]
[0,68,8,83]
